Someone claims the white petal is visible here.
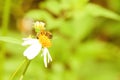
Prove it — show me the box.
[47,50,52,63]
[43,52,47,67]
[42,48,47,67]
[23,39,42,60]
[44,48,52,63]
[42,48,52,67]
[22,38,38,46]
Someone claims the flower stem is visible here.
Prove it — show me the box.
[0,0,11,79]
[19,59,31,80]
[2,0,11,35]
[9,58,31,80]
[9,59,26,80]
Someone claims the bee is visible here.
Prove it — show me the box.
[37,30,53,39]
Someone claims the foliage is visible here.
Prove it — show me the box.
[0,0,120,80]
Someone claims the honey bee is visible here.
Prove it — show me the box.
[37,30,53,39]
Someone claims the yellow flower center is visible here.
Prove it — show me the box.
[38,32,51,48]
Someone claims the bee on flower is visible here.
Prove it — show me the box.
[22,21,52,67]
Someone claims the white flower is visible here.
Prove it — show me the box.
[22,38,52,67]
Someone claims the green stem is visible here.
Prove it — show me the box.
[0,0,11,79]
[2,0,11,35]
[9,58,31,80]
[9,59,26,80]
[19,59,31,80]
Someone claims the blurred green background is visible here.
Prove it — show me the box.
[0,0,120,80]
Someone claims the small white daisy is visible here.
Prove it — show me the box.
[22,22,52,67]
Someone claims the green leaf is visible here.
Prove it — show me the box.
[86,3,120,20]
[25,10,53,21]
[44,0,61,15]
[0,36,22,45]
[72,11,96,41]
[71,0,89,9]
